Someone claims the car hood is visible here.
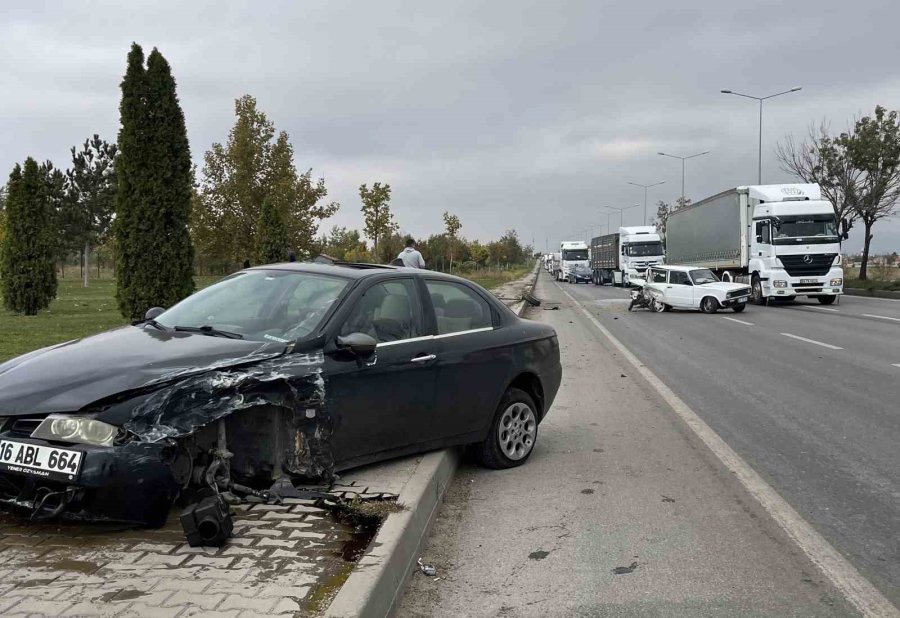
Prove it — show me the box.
[697,282,750,293]
[0,326,287,417]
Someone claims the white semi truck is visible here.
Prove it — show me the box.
[665,184,845,304]
[558,241,590,282]
[590,226,665,286]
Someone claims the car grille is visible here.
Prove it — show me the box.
[778,254,836,277]
[727,287,751,299]
[3,417,46,437]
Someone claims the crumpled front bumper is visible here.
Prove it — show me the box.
[0,435,178,527]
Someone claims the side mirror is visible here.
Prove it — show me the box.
[755,235,763,243]
[145,307,165,321]
[335,332,377,358]
[842,231,849,240]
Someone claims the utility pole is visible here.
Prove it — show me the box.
[628,181,665,225]
[720,86,801,184]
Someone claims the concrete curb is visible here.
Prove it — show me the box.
[325,448,461,618]
[844,287,900,300]
[324,264,540,618]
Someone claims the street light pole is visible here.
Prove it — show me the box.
[628,181,665,225]
[720,87,801,184]
[658,151,710,207]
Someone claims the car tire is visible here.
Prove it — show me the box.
[751,276,764,305]
[652,298,667,313]
[701,296,719,313]
[818,295,837,305]
[732,304,746,313]
[475,388,539,469]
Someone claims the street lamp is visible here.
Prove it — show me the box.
[720,87,802,184]
[606,204,641,228]
[628,181,665,225]
[658,151,710,207]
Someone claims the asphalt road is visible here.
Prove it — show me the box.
[559,275,900,608]
[396,273,858,617]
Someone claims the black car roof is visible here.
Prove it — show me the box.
[245,261,481,285]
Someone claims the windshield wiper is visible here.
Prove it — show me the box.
[173,325,244,339]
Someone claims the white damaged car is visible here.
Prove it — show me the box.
[645,266,751,313]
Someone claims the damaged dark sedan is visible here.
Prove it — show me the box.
[0,263,561,533]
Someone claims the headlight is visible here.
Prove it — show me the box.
[31,415,119,447]
[830,278,843,286]
[773,280,788,288]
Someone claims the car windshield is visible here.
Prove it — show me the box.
[689,269,719,285]
[156,270,349,342]
[626,242,663,256]
[562,249,588,260]
[773,215,838,243]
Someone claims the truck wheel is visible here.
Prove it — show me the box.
[474,388,538,469]
[751,276,764,305]
[700,296,719,313]
[732,304,746,313]
[818,296,837,305]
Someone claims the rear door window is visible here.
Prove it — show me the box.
[425,281,493,335]
[651,269,667,284]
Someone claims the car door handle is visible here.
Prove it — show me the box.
[410,354,436,363]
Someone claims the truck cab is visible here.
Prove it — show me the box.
[559,241,590,283]
[619,226,665,285]
[744,185,844,304]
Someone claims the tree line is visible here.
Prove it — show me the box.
[0,42,532,318]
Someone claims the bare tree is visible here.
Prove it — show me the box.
[776,122,859,235]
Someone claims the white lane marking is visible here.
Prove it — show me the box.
[780,333,844,350]
[721,316,754,326]
[863,314,900,323]
[555,281,898,618]
[799,305,840,312]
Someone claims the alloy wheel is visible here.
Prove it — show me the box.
[498,402,537,461]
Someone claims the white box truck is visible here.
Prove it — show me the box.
[558,241,590,282]
[590,226,665,286]
[665,184,845,304]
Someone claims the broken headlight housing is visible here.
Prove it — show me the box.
[31,415,119,447]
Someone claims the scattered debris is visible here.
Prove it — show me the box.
[528,550,549,560]
[417,558,437,576]
[543,306,560,311]
[661,495,675,503]
[612,561,639,575]
[620,373,627,378]
[581,489,594,495]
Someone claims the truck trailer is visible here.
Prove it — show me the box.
[590,226,665,286]
[665,184,845,304]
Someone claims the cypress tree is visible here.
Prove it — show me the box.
[0,159,58,315]
[255,198,289,264]
[114,43,194,320]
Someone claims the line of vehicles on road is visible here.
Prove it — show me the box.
[543,183,846,313]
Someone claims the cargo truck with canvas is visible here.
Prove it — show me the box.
[590,226,665,286]
[664,184,845,304]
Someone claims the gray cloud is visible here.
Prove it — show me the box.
[2,0,898,253]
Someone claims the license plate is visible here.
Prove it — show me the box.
[800,279,817,284]
[0,440,82,482]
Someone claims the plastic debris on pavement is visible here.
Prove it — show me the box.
[417,557,437,576]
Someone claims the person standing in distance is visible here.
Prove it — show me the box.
[397,237,426,268]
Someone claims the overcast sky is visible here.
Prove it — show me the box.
[3,0,899,253]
